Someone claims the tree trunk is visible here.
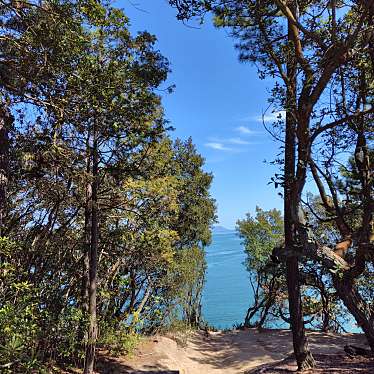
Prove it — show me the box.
[321,294,330,333]
[333,275,374,351]
[284,6,314,368]
[0,104,12,237]
[83,133,92,309]
[330,78,374,351]
[84,127,98,374]
[82,181,92,311]
[79,136,92,346]
[284,110,314,369]
[286,258,315,369]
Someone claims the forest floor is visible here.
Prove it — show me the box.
[88,328,374,374]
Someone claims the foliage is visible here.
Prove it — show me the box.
[237,208,285,328]
[0,1,216,371]
[238,207,283,269]
[237,206,354,333]
[99,321,140,357]
[0,238,41,372]
[170,0,373,360]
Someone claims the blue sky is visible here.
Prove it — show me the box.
[121,0,283,229]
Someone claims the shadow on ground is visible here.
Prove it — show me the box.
[96,354,179,374]
[91,329,369,374]
[184,329,293,371]
[246,353,374,373]
[185,329,368,372]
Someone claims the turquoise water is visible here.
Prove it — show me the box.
[202,230,252,329]
[202,230,359,332]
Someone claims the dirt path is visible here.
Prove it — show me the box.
[96,329,368,374]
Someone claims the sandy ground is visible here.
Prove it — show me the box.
[95,328,370,374]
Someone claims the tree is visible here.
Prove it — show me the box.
[309,147,374,348]
[237,207,284,327]
[238,207,347,333]
[0,2,216,371]
[170,0,373,367]
[57,12,171,372]
[0,0,81,236]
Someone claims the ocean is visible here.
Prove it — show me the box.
[202,229,359,332]
[202,230,252,329]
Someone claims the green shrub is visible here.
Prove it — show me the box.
[46,306,86,363]
[99,322,140,356]
[0,295,41,372]
[0,238,42,372]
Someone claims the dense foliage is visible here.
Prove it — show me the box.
[0,1,215,372]
[238,203,358,333]
[170,0,373,369]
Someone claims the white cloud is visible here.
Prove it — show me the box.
[256,110,286,123]
[205,142,233,151]
[228,137,251,145]
[236,126,255,135]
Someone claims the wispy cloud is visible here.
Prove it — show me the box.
[205,127,263,153]
[228,137,251,145]
[236,126,256,135]
[256,110,286,123]
[205,142,233,151]
[237,110,286,124]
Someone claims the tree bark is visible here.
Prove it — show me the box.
[0,104,12,237]
[83,133,92,309]
[333,275,374,351]
[84,126,98,374]
[79,135,92,346]
[284,105,314,371]
[284,5,314,368]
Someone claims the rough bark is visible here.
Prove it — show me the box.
[333,274,374,351]
[306,244,350,271]
[0,104,12,236]
[309,101,373,347]
[81,135,92,313]
[84,127,98,374]
[284,98,315,370]
[284,5,314,368]
[79,137,92,345]
[82,181,91,312]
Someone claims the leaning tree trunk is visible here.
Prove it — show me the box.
[0,104,12,237]
[333,274,374,351]
[333,85,374,351]
[84,125,99,374]
[284,7,314,368]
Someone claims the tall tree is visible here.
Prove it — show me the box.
[1,2,217,372]
[169,0,373,367]
[0,104,12,236]
[283,5,314,363]
[238,206,347,333]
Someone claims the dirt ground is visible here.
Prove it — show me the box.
[94,328,373,374]
[246,353,374,373]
